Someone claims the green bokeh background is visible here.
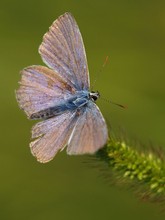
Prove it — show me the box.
[1,0,165,219]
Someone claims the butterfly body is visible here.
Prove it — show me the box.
[30,90,97,120]
[16,12,108,163]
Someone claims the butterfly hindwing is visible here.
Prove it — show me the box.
[67,102,108,155]
[30,110,78,163]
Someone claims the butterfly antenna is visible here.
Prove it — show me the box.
[91,56,109,91]
[101,97,127,109]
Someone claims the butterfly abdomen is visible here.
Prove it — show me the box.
[30,106,62,119]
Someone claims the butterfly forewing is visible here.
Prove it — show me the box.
[39,12,90,91]
[67,102,108,155]
[16,65,75,118]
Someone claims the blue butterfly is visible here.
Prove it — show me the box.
[16,12,108,163]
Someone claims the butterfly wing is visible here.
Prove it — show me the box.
[39,12,90,91]
[67,102,108,155]
[30,110,78,163]
[16,65,75,118]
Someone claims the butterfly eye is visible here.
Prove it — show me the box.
[92,96,98,102]
[89,91,100,102]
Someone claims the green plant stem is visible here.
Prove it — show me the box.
[96,138,165,203]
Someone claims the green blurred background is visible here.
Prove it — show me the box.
[1,0,165,219]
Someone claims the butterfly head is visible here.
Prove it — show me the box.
[89,91,100,102]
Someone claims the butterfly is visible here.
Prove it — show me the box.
[16,12,108,163]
